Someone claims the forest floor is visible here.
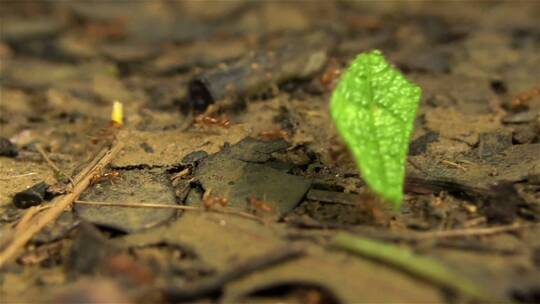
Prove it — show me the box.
[1,1,539,303]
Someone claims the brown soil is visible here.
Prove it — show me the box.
[1,1,539,303]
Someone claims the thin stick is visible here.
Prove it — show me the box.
[12,206,41,232]
[35,143,74,185]
[1,206,42,246]
[440,159,467,171]
[0,172,37,180]
[350,223,540,244]
[0,141,124,268]
[414,222,539,240]
[73,200,264,223]
[71,147,109,185]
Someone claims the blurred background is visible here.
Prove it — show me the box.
[1,1,540,303]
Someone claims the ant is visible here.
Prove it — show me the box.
[90,121,122,145]
[90,170,122,185]
[195,114,231,129]
[202,188,228,209]
[246,196,274,213]
[328,136,351,165]
[356,191,391,226]
[511,86,540,110]
[319,59,342,92]
[258,128,289,140]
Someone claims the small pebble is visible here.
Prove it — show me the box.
[13,182,50,209]
[513,125,537,144]
[0,136,18,157]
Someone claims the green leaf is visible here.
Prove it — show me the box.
[330,50,421,207]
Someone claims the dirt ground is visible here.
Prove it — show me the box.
[1,1,540,303]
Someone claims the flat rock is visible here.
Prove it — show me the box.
[476,129,513,159]
[75,168,176,232]
[409,131,439,156]
[190,138,311,215]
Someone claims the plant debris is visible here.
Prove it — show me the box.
[187,137,311,215]
[0,137,18,157]
[75,169,177,233]
[188,40,329,111]
[12,181,51,209]
[1,1,539,303]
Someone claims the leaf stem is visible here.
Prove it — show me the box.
[332,232,492,302]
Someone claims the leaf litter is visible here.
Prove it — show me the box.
[1,1,540,303]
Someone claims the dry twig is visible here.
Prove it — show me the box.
[349,222,540,246]
[0,172,37,180]
[73,200,264,223]
[413,222,539,240]
[0,141,124,268]
[440,159,467,171]
[35,143,74,185]
[1,206,43,246]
